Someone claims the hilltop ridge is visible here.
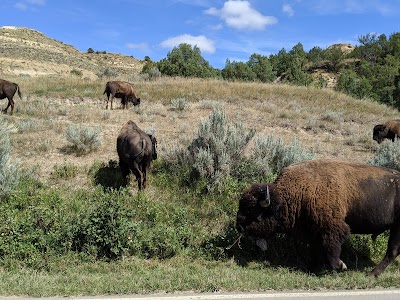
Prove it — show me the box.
[0,26,145,79]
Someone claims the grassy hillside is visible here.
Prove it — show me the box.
[3,75,398,182]
[0,26,144,79]
[1,75,400,297]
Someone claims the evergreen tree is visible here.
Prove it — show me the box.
[247,53,276,82]
[157,43,216,78]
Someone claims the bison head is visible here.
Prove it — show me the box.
[236,183,282,251]
[373,124,394,144]
[127,96,141,106]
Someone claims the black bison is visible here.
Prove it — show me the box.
[117,120,157,191]
[103,81,140,110]
[236,159,400,277]
[373,119,400,143]
[0,78,22,115]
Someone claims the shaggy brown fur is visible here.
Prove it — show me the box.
[236,159,400,277]
[373,119,400,143]
[116,120,157,191]
[103,81,140,110]
[0,78,22,115]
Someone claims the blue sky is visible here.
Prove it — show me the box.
[1,0,400,69]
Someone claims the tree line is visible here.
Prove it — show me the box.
[140,32,400,109]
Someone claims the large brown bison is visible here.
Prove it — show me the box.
[103,81,140,110]
[0,78,22,115]
[236,159,400,277]
[117,120,157,191]
[373,119,400,143]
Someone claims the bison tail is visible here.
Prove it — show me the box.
[17,85,22,99]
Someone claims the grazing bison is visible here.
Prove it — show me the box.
[0,78,22,115]
[236,159,400,277]
[117,120,157,191]
[103,81,140,110]
[373,119,400,144]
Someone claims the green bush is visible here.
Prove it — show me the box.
[251,135,315,174]
[51,163,79,179]
[368,139,400,171]
[335,70,373,99]
[65,124,102,156]
[0,116,20,199]
[170,97,190,111]
[163,109,255,192]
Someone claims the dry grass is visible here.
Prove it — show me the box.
[2,76,398,188]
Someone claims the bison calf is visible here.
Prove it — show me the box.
[103,81,140,110]
[0,78,22,115]
[236,159,400,277]
[373,119,400,144]
[117,120,157,191]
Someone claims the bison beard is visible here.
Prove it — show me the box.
[236,159,400,277]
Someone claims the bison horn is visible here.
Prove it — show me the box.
[259,185,271,208]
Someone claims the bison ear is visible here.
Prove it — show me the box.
[259,185,271,208]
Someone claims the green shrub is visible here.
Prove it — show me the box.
[65,124,102,156]
[251,135,315,174]
[51,163,79,179]
[368,139,400,171]
[170,97,190,111]
[163,109,255,192]
[0,116,20,199]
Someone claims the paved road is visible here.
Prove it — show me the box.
[5,289,400,300]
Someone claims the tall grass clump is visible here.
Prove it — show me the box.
[65,124,102,156]
[368,139,400,171]
[163,109,255,192]
[251,135,315,174]
[0,116,20,199]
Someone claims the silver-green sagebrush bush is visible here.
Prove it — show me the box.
[251,135,315,174]
[164,109,255,191]
[0,116,20,198]
[65,124,102,155]
[170,97,190,111]
[369,139,400,171]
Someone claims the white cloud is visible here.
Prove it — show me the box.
[205,0,277,31]
[160,34,216,53]
[15,0,45,10]
[126,42,151,53]
[308,0,399,16]
[283,4,294,17]
[15,2,28,10]
[27,0,46,4]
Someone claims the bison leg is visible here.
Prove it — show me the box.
[369,223,400,277]
[122,96,128,109]
[140,163,150,189]
[2,97,14,115]
[105,92,111,109]
[321,224,350,272]
[129,162,143,190]
[110,95,115,110]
